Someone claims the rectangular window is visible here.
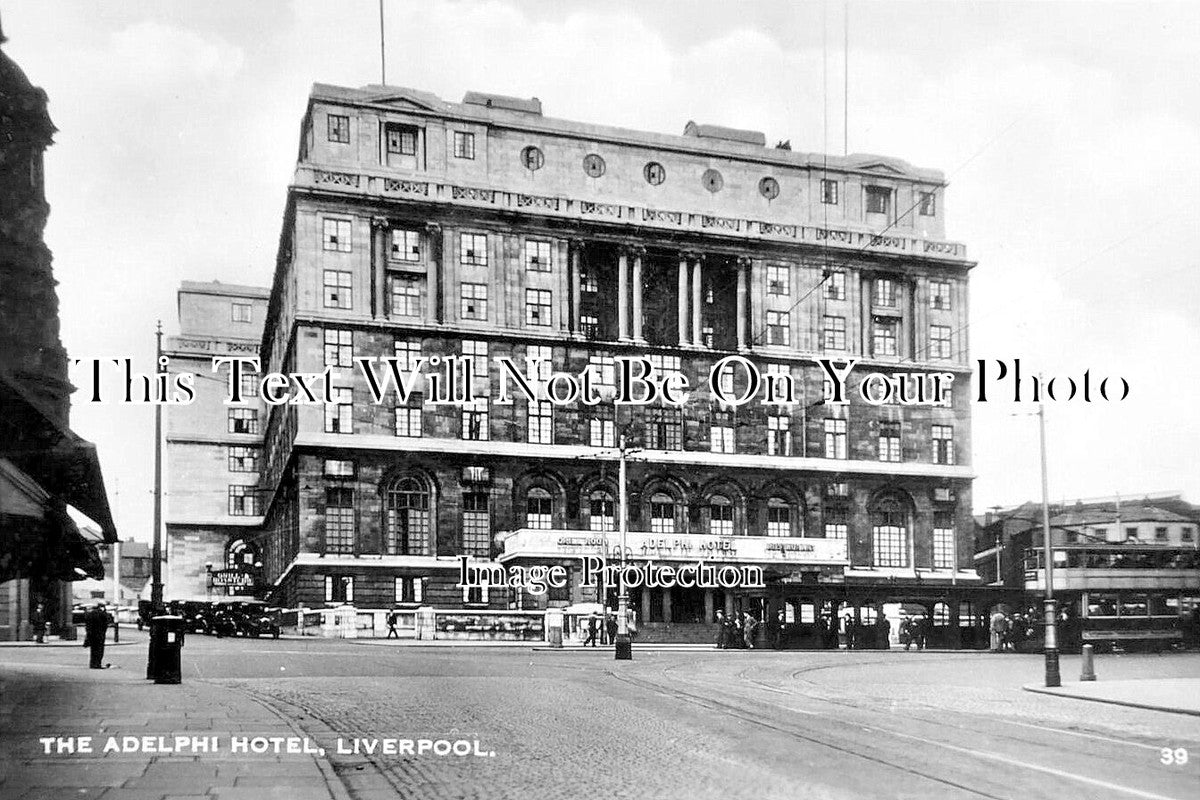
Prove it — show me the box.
[589,417,615,448]
[1183,527,1195,542]
[930,325,952,360]
[825,270,846,300]
[525,289,552,326]
[824,418,847,459]
[932,425,954,465]
[460,282,488,319]
[394,405,422,438]
[767,414,791,456]
[463,581,490,605]
[709,502,734,536]
[228,408,259,435]
[390,275,421,317]
[645,408,682,451]
[918,191,937,216]
[231,302,252,323]
[453,131,475,159]
[323,270,352,309]
[933,513,955,569]
[766,265,790,296]
[525,344,553,382]
[395,339,422,372]
[394,577,424,604]
[324,459,355,477]
[824,507,848,539]
[239,372,258,399]
[766,311,790,346]
[878,420,901,462]
[228,446,259,473]
[590,494,615,532]
[580,265,599,293]
[865,186,891,215]
[390,230,420,262]
[325,487,355,554]
[524,240,552,272]
[461,492,490,556]
[823,315,846,350]
[650,500,676,534]
[526,494,553,530]
[873,319,898,357]
[385,124,417,156]
[710,410,735,454]
[874,279,896,307]
[718,363,736,397]
[327,114,350,143]
[462,340,488,375]
[647,354,682,384]
[580,314,599,339]
[1155,526,1169,541]
[1125,527,1140,541]
[874,525,907,567]
[324,329,353,368]
[528,400,553,445]
[701,325,714,348]
[323,218,352,252]
[588,354,615,390]
[462,399,488,441]
[820,178,838,205]
[324,575,354,603]
[325,387,353,434]
[930,280,951,310]
[766,503,791,537]
[460,233,488,266]
[228,485,261,516]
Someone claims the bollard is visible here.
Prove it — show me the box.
[1080,643,1096,681]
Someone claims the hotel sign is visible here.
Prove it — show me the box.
[211,569,253,588]
[501,529,847,565]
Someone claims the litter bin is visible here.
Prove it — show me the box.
[148,615,185,684]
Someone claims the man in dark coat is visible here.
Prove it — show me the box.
[584,613,599,647]
[84,605,110,669]
[604,611,618,645]
[32,602,46,644]
[715,610,727,649]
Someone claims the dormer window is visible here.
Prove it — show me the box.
[866,186,891,215]
[383,123,419,168]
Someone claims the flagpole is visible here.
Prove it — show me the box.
[379,0,387,85]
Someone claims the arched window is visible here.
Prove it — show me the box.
[383,476,431,556]
[766,498,792,537]
[933,602,951,626]
[226,539,258,570]
[526,488,553,529]
[650,493,676,534]
[872,495,909,567]
[589,490,614,532]
[709,495,734,536]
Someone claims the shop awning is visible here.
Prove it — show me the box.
[0,372,117,541]
[0,457,105,581]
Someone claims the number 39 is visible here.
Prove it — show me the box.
[1160,747,1188,765]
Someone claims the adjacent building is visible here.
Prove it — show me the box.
[248,82,980,641]
[164,281,269,600]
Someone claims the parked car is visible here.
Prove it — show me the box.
[239,611,281,639]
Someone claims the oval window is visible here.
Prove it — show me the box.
[644,161,666,186]
[702,168,724,193]
[759,176,780,200]
[583,153,606,178]
[521,146,544,171]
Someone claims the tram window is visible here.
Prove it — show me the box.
[1087,594,1119,617]
[1149,596,1174,617]
[1120,595,1149,617]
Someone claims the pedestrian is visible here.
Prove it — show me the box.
[715,610,727,649]
[843,614,855,650]
[989,609,1008,652]
[900,615,913,650]
[385,610,399,639]
[875,609,890,650]
[108,606,119,643]
[83,604,110,669]
[32,602,46,644]
[726,612,742,648]
[912,615,927,650]
[605,610,618,644]
[584,612,599,647]
[742,611,758,649]
[772,609,786,650]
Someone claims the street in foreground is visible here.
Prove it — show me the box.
[1,632,1197,800]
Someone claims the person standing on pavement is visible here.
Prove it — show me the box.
[584,612,599,647]
[742,611,758,649]
[715,610,727,649]
[108,606,119,643]
[604,610,618,645]
[32,602,46,644]
[772,609,786,650]
[385,610,400,639]
[989,609,1008,652]
[84,604,110,669]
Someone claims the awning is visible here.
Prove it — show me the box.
[0,458,105,581]
[0,372,117,541]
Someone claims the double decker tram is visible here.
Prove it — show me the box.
[1024,545,1200,652]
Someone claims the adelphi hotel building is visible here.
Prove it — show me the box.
[237,81,983,644]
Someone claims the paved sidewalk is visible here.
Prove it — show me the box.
[0,659,348,800]
[1024,677,1200,716]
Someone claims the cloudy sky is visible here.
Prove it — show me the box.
[5,1,1198,542]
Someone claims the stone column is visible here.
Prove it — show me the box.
[618,248,630,340]
[631,247,645,342]
[569,240,583,336]
[662,587,673,624]
[425,223,443,325]
[736,256,749,349]
[677,255,690,345]
[703,588,714,623]
[640,586,651,626]
[691,255,703,347]
[371,217,388,319]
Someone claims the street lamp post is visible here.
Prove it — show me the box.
[614,433,633,660]
[150,321,165,612]
[1038,401,1061,687]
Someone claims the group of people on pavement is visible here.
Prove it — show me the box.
[582,608,635,646]
[714,610,761,649]
[989,609,1033,652]
[898,614,928,650]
